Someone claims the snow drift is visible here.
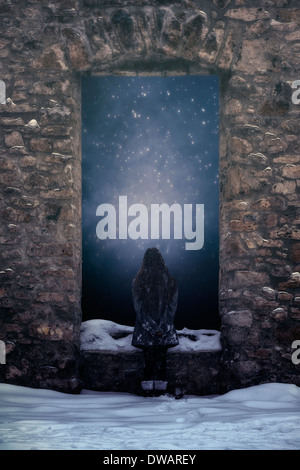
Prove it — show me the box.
[0,382,299,450]
[80,319,222,352]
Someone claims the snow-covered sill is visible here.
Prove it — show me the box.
[80,319,222,353]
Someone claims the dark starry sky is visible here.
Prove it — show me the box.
[81,75,220,330]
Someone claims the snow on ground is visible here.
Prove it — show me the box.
[0,322,298,450]
[0,382,299,450]
[80,319,222,352]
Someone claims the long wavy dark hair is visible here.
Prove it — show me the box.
[133,248,177,322]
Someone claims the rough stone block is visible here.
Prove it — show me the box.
[223,310,253,327]
[80,349,222,396]
[234,270,270,288]
[225,8,269,22]
[4,131,24,148]
[235,39,271,74]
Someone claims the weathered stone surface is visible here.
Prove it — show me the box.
[1,117,25,127]
[19,156,37,168]
[80,349,222,396]
[63,29,91,71]
[1,207,31,223]
[213,0,232,9]
[222,310,253,327]
[182,11,209,57]
[225,166,261,197]
[27,242,73,258]
[230,218,258,232]
[235,39,272,74]
[33,44,68,70]
[4,131,24,148]
[291,243,300,263]
[262,287,276,299]
[41,125,72,136]
[234,270,270,288]
[230,136,253,158]
[198,23,224,64]
[0,1,299,395]
[217,30,235,70]
[272,180,296,195]
[30,137,52,152]
[281,119,300,134]
[278,291,293,302]
[282,164,300,179]
[0,157,17,172]
[225,8,269,22]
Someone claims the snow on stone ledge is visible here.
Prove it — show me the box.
[80,319,222,353]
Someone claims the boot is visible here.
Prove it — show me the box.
[154,380,168,396]
[141,380,154,397]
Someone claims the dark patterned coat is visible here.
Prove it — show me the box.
[131,248,179,348]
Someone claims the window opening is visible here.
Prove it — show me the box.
[81,75,219,330]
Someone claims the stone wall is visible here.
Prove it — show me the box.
[80,349,222,396]
[0,0,299,394]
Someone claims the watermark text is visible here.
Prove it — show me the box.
[292,80,300,104]
[96,196,204,251]
[0,80,5,104]
[292,340,300,365]
[0,340,6,365]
